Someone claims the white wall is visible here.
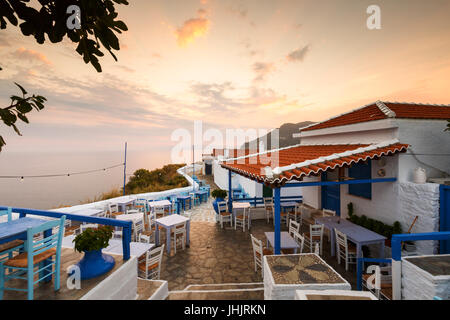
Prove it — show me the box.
[300,176,321,209]
[396,119,450,181]
[81,257,138,300]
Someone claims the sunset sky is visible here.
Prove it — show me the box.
[0,0,449,160]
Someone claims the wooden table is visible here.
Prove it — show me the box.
[315,216,386,258]
[265,231,300,253]
[114,199,135,213]
[177,195,192,213]
[0,217,48,245]
[155,215,190,254]
[115,213,144,224]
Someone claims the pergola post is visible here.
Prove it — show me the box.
[228,170,233,213]
[274,187,281,254]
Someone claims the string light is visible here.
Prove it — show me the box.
[0,163,125,181]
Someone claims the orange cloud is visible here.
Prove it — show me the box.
[175,15,210,47]
[14,47,51,65]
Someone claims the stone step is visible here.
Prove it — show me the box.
[166,288,264,300]
[137,279,168,300]
[184,282,264,291]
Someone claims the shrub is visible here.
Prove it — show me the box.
[73,226,113,253]
[211,189,228,199]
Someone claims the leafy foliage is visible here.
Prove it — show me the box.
[211,189,228,199]
[0,0,129,72]
[346,208,402,241]
[73,225,113,253]
[124,164,190,194]
[0,81,46,151]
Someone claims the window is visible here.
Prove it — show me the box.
[348,161,372,199]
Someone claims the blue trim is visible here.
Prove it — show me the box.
[274,188,281,255]
[440,185,450,254]
[392,232,450,261]
[228,170,233,213]
[0,206,132,261]
[281,177,397,188]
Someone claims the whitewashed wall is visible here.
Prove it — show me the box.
[51,164,200,213]
[402,255,450,300]
[396,119,450,181]
[81,257,138,300]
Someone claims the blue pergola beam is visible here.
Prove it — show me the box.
[281,177,397,188]
[228,170,233,213]
[0,206,133,261]
[274,187,281,254]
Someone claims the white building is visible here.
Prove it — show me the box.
[221,101,450,255]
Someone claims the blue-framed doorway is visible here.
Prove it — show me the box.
[321,171,341,216]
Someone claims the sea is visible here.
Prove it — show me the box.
[0,150,172,210]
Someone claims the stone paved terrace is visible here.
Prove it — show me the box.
[159,196,358,293]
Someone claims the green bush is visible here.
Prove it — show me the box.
[345,210,402,241]
[73,226,113,253]
[211,189,228,199]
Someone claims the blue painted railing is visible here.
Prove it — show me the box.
[391,231,450,261]
[390,231,450,300]
[0,206,133,261]
[232,195,303,207]
[356,257,392,291]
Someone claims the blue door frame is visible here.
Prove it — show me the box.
[440,184,450,254]
[321,172,341,216]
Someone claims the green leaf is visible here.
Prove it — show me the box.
[14,82,27,96]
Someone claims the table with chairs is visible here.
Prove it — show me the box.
[0,207,66,300]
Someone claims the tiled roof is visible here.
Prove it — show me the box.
[221,140,409,186]
[302,101,450,132]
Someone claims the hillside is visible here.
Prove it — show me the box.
[242,121,315,150]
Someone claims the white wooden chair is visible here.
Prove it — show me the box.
[108,203,123,217]
[292,230,305,254]
[288,203,303,225]
[250,234,273,274]
[303,224,324,255]
[217,201,232,229]
[75,223,98,235]
[112,230,123,239]
[235,207,249,232]
[138,233,153,244]
[321,209,336,241]
[263,197,273,223]
[154,206,165,219]
[134,199,148,213]
[137,244,165,280]
[289,220,301,237]
[334,228,357,271]
[170,222,187,254]
[126,209,140,215]
[132,218,144,242]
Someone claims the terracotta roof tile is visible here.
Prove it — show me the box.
[302,101,450,132]
[221,141,408,186]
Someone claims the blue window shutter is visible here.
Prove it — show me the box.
[348,161,372,199]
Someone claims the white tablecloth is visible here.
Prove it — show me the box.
[148,200,171,208]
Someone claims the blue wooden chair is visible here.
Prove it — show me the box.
[0,208,25,264]
[0,215,66,300]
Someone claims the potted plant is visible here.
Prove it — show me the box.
[72,225,115,280]
[211,189,228,214]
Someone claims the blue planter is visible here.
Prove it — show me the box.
[212,198,225,214]
[75,249,115,280]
